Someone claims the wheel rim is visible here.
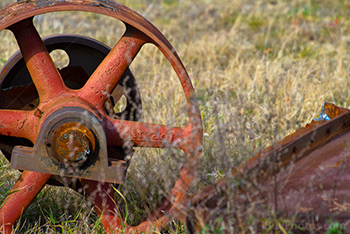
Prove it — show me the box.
[0,1,202,233]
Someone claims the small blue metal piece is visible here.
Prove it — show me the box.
[314,101,331,121]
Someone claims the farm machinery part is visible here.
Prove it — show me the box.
[0,0,349,233]
[1,34,142,184]
[0,0,202,233]
[187,102,350,232]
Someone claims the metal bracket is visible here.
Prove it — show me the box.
[11,107,127,184]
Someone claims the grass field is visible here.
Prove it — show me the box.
[0,0,350,233]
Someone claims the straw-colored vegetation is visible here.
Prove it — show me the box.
[0,0,350,233]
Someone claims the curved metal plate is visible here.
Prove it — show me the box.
[189,103,350,230]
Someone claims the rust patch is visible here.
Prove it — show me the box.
[34,108,43,118]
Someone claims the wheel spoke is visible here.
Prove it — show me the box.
[9,18,67,103]
[81,179,171,233]
[103,117,190,150]
[80,180,124,232]
[0,171,51,233]
[80,26,147,106]
[0,110,37,141]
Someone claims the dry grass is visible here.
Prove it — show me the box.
[0,0,350,233]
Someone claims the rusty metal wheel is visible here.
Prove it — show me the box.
[0,34,142,164]
[0,1,202,233]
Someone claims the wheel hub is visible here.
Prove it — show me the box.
[48,121,96,166]
[11,107,127,184]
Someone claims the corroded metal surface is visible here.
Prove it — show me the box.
[0,0,202,233]
[49,122,96,164]
[188,103,350,232]
[11,107,128,184]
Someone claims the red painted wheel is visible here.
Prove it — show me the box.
[0,1,202,233]
[0,34,142,163]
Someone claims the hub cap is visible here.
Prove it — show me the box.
[49,122,96,166]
